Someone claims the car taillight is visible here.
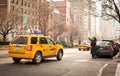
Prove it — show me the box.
[107,47,111,51]
[27,45,32,51]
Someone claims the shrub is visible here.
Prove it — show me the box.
[56,41,73,48]
[0,41,10,45]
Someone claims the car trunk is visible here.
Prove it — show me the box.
[9,36,29,54]
[96,46,112,51]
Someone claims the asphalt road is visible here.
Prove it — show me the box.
[0,48,119,76]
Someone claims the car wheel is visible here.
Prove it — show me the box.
[57,50,63,60]
[33,52,42,64]
[96,54,100,58]
[12,58,21,63]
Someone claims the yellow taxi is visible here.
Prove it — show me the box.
[8,35,64,64]
[78,42,91,51]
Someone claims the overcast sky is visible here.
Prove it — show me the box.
[52,0,64,1]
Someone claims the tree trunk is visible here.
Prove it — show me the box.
[3,35,7,41]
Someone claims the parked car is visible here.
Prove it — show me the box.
[95,41,114,58]
[8,35,64,64]
[78,42,91,51]
[102,40,119,56]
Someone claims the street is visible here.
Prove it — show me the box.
[0,48,120,76]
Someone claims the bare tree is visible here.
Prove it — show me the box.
[94,0,120,23]
[0,13,20,41]
[68,26,80,45]
[52,21,66,41]
[39,0,55,36]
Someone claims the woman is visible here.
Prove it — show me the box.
[88,37,97,59]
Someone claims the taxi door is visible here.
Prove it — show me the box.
[39,37,51,56]
[46,38,57,56]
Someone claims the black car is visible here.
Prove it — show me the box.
[102,40,119,56]
[95,41,114,58]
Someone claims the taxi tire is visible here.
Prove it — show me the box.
[12,58,21,63]
[57,50,63,60]
[33,52,42,64]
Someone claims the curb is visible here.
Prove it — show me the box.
[115,64,120,76]
[113,52,120,59]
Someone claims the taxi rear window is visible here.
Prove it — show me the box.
[11,37,28,44]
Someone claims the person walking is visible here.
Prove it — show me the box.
[88,37,97,59]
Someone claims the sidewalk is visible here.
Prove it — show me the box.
[115,57,120,76]
[0,45,8,50]
[0,50,8,58]
[0,50,8,54]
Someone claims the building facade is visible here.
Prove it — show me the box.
[0,0,40,40]
[68,0,92,43]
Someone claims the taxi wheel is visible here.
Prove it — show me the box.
[57,50,63,60]
[33,52,42,64]
[12,58,21,63]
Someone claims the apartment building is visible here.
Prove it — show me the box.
[0,0,40,40]
[68,0,92,42]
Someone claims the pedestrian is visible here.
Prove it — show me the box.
[88,37,97,59]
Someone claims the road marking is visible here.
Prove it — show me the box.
[97,63,108,76]
[74,60,89,62]
[115,64,120,76]
[62,70,73,76]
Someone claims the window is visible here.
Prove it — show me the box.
[32,4,34,8]
[31,37,37,44]
[16,0,18,4]
[28,3,30,7]
[11,37,28,44]
[21,0,24,6]
[10,6,14,14]
[46,38,54,45]
[24,1,27,6]
[41,0,44,3]
[11,0,14,4]
[40,38,47,44]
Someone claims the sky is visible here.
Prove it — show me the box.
[52,0,64,1]
[47,0,64,2]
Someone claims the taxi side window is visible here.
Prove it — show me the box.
[40,38,47,44]
[31,37,37,44]
[46,38,55,45]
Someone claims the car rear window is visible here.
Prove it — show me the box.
[97,41,110,46]
[11,37,28,44]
